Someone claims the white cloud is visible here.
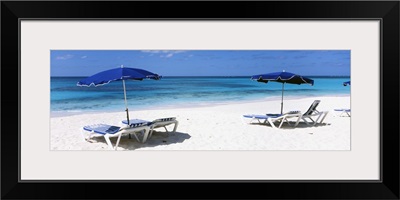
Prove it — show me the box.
[141,50,161,53]
[141,50,187,58]
[141,50,186,54]
[164,50,186,54]
[81,56,87,59]
[56,54,74,60]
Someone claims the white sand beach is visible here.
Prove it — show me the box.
[50,96,351,151]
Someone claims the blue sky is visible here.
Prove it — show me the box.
[51,50,350,77]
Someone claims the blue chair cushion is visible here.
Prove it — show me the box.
[243,114,280,119]
[83,124,121,135]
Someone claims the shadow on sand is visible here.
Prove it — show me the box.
[91,131,191,150]
[248,121,331,129]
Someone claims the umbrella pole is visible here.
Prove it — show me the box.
[122,79,130,125]
[122,79,131,139]
[281,83,284,114]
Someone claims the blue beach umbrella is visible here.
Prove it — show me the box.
[77,65,161,124]
[251,70,314,114]
[343,81,351,86]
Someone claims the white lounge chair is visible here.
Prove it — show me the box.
[300,100,329,125]
[243,111,302,129]
[81,122,150,150]
[334,108,351,117]
[122,117,179,142]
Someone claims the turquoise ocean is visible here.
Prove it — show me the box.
[51,76,350,116]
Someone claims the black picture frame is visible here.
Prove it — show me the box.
[2,1,399,199]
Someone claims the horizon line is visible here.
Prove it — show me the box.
[51,75,351,78]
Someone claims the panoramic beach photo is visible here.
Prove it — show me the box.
[50,50,351,151]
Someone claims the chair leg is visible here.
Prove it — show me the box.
[141,127,150,143]
[278,119,285,129]
[148,129,155,139]
[284,118,291,126]
[293,116,301,127]
[319,112,329,123]
[267,118,278,129]
[163,122,179,133]
[114,133,123,150]
[103,135,115,150]
[339,110,349,117]
[172,121,178,132]
[146,124,156,140]
[302,118,310,125]
[81,129,88,141]
[314,115,321,125]
[81,128,94,141]
[308,117,316,125]
[131,132,140,143]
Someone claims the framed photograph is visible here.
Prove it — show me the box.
[2,1,399,199]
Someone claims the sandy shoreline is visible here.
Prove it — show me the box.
[50,94,350,118]
[50,96,351,151]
